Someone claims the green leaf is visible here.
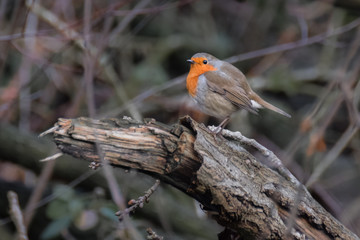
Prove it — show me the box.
[40,215,72,239]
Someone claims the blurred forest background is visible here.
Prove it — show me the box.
[0,0,359,239]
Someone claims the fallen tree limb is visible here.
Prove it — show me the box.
[0,122,216,239]
[51,116,359,240]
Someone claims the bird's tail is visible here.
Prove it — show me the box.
[250,92,291,118]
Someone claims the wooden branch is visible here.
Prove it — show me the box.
[7,191,29,240]
[52,116,359,240]
[0,122,217,239]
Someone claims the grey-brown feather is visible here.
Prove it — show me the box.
[203,60,258,114]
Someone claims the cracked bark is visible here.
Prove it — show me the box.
[51,116,358,240]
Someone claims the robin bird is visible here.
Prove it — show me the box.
[186,52,291,134]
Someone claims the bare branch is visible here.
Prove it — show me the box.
[146,227,163,240]
[51,116,359,239]
[225,17,360,64]
[7,191,29,240]
[116,180,161,220]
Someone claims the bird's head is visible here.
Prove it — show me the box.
[186,53,218,76]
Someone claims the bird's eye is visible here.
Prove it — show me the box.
[203,60,208,64]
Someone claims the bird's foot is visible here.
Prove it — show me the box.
[210,126,225,143]
[209,117,230,143]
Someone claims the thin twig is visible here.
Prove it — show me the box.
[146,227,164,240]
[38,126,58,137]
[303,25,360,187]
[225,17,360,64]
[306,124,359,187]
[39,152,63,162]
[7,191,29,240]
[24,160,56,228]
[0,169,98,227]
[109,0,152,42]
[113,0,194,16]
[25,0,142,121]
[116,180,161,220]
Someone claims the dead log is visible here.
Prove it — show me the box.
[51,116,359,240]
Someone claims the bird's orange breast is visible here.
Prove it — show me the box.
[186,57,217,97]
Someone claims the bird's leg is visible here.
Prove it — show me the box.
[215,117,230,134]
[211,117,230,140]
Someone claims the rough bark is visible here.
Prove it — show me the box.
[0,122,217,239]
[52,116,359,240]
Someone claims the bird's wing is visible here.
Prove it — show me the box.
[204,69,258,114]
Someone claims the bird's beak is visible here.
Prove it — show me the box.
[187,59,195,64]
